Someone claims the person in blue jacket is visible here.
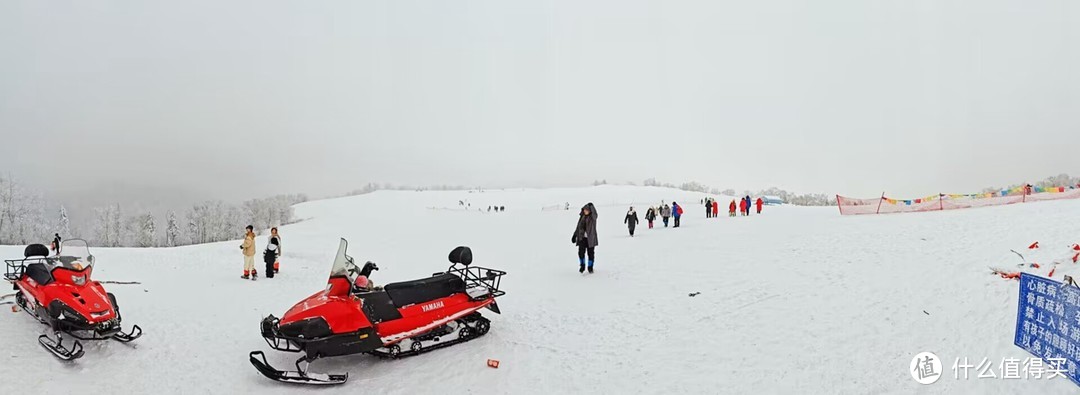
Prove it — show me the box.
[672,201,683,228]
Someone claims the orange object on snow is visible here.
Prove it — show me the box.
[487,359,500,369]
[1032,263,1041,269]
[1050,267,1057,278]
[1073,253,1079,263]
[1029,242,1040,249]
[10,305,17,313]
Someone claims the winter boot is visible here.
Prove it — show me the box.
[241,270,250,280]
[587,260,594,273]
[252,270,258,281]
[579,258,586,273]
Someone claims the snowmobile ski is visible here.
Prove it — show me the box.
[112,325,143,342]
[38,332,85,361]
[249,351,347,385]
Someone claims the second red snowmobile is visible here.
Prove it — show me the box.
[249,238,506,385]
[4,239,142,360]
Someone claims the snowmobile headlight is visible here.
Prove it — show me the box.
[71,275,86,285]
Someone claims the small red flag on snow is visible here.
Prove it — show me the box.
[1073,253,1079,263]
[1032,263,1041,269]
[1049,267,1056,278]
[1029,242,1040,249]
[1072,244,1080,251]
[487,359,500,369]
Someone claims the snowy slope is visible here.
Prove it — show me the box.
[1,185,1078,394]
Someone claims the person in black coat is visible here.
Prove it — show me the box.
[51,233,62,254]
[263,237,280,278]
[705,199,713,218]
[571,202,599,273]
[624,206,639,237]
[644,206,657,229]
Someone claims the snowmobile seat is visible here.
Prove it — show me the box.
[384,273,466,308]
[25,262,53,286]
[357,291,402,323]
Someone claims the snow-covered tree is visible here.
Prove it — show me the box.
[57,205,70,238]
[165,210,181,247]
[130,212,156,248]
[94,205,115,247]
[4,191,49,245]
[111,204,122,247]
[0,176,19,244]
[185,200,244,244]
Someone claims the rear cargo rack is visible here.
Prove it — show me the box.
[447,265,506,300]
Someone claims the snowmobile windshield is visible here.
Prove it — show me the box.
[52,239,94,271]
[328,238,357,279]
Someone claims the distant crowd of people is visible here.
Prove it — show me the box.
[572,197,769,274]
[703,196,764,218]
[636,200,683,230]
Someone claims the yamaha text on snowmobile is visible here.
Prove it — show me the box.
[249,238,506,385]
[3,239,142,360]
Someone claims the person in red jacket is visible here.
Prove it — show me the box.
[739,198,747,216]
[712,200,719,218]
[728,200,736,217]
[756,197,764,214]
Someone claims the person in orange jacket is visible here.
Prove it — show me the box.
[728,200,737,217]
[712,200,719,218]
[756,197,764,214]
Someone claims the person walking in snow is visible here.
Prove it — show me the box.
[739,198,747,217]
[712,200,719,218]
[624,206,639,237]
[756,197,764,214]
[572,203,599,273]
[263,236,279,279]
[672,201,683,228]
[744,196,752,216]
[51,233,62,254]
[645,206,657,229]
[241,225,257,280]
[729,199,737,217]
[269,227,282,274]
[705,199,713,218]
[661,204,671,227]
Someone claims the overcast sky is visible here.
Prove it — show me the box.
[1,0,1077,203]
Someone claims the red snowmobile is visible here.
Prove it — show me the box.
[3,239,142,360]
[249,238,506,385]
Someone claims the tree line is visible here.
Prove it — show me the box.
[640,178,836,206]
[0,176,306,248]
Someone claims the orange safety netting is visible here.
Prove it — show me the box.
[837,185,1080,215]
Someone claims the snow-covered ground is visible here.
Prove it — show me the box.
[2,185,1079,394]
